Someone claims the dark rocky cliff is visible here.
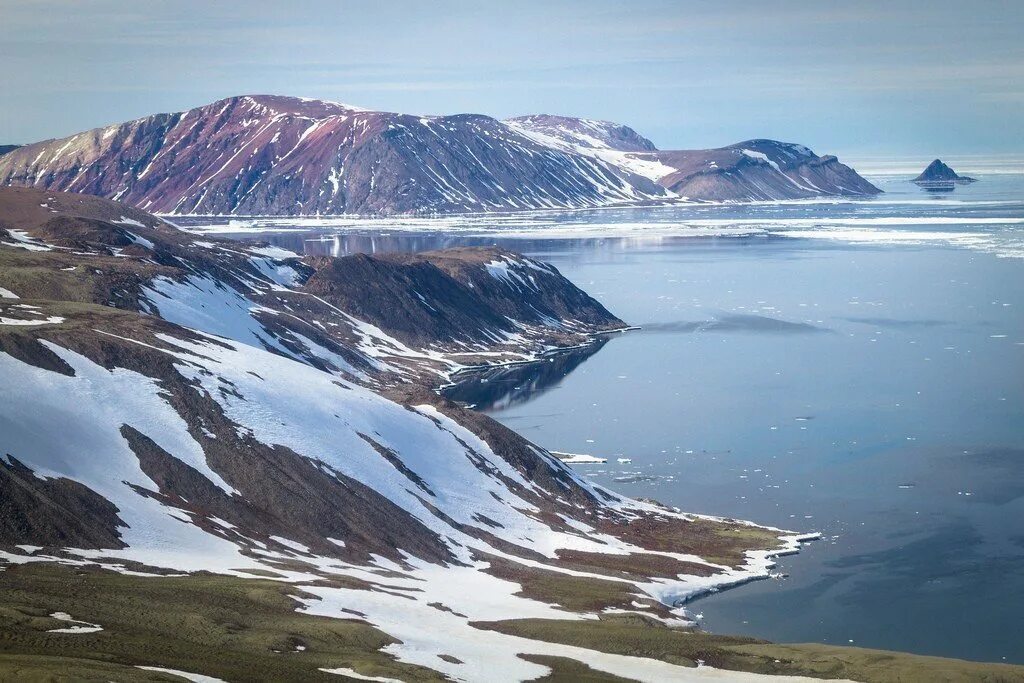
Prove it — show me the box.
[913,159,976,184]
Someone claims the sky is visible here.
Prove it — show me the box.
[1,0,1021,164]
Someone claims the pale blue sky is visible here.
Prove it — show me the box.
[1,0,1021,160]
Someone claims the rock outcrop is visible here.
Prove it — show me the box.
[913,158,976,184]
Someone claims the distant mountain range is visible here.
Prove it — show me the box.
[0,95,880,215]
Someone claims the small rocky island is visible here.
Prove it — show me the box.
[913,158,977,187]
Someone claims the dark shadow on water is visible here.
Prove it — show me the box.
[441,339,608,412]
[843,316,951,329]
[640,313,829,334]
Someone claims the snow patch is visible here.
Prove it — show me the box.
[552,451,607,464]
[0,314,64,326]
[136,667,227,683]
[114,215,147,229]
[248,245,300,259]
[0,342,255,574]
[320,669,404,682]
[47,611,103,634]
[741,149,781,171]
[2,229,53,251]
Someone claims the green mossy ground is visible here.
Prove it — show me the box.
[0,563,442,682]
[4,563,1023,682]
[477,615,1024,683]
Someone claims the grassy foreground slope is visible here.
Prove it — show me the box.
[0,564,440,682]
[478,618,1024,683]
[2,564,1023,683]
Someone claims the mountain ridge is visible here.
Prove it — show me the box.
[0,95,879,215]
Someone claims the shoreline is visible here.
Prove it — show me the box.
[433,324,638,395]
[161,192,910,227]
[432,327,825,627]
[431,327,828,630]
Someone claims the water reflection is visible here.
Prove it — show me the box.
[297,232,502,257]
[226,230,663,258]
[441,339,609,412]
[920,183,956,194]
[641,314,829,334]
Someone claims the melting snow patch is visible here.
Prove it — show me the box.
[0,313,64,326]
[270,536,312,555]
[0,286,18,299]
[551,451,607,464]
[47,611,103,634]
[248,245,300,259]
[248,256,303,288]
[0,342,261,574]
[741,149,781,171]
[320,669,404,682]
[115,215,148,229]
[302,579,831,682]
[2,229,53,251]
[484,257,538,291]
[142,275,295,357]
[125,231,155,250]
[136,667,227,683]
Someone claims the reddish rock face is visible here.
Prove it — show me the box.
[0,95,667,216]
[640,139,881,201]
[505,114,659,153]
[503,121,881,202]
[0,96,879,215]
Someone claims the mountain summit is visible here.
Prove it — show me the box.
[913,159,977,184]
[0,95,879,215]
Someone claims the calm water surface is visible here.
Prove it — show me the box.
[201,175,1024,664]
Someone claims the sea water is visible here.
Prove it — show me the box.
[194,174,1024,664]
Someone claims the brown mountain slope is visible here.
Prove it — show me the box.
[1,96,878,216]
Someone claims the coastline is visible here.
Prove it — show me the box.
[4,187,1022,676]
[430,324,825,625]
[434,324,638,394]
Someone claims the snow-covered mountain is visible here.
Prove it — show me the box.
[504,114,658,153]
[0,96,668,216]
[0,95,878,216]
[650,139,882,201]
[0,186,829,681]
[505,119,881,202]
